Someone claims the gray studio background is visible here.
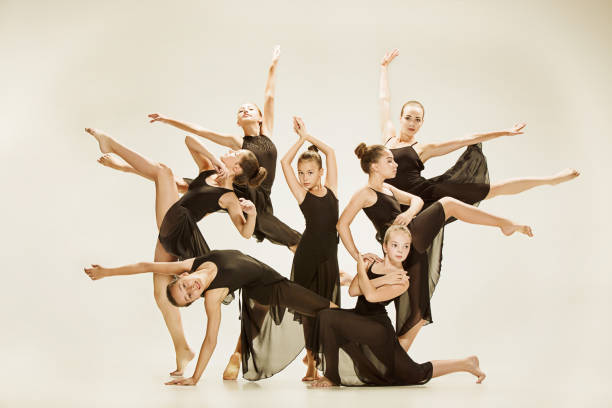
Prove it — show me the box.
[1,1,610,407]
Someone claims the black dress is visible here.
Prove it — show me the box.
[387,142,490,212]
[311,265,433,386]
[232,134,302,247]
[190,250,331,381]
[363,189,446,335]
[290,189,340,341]
[158,170,232,260]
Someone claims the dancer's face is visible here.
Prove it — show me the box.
[221,149,249,175]
[169,273,206,306]
[399,105,424,136]
[297,160,323,190]
[383,231,412,263]
[236,103,262,129]
[371,149,398,179]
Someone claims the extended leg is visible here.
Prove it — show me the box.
[486,169,579,199]
[431,355,486,383]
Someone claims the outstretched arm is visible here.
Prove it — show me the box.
[165,289,225,386]
[380,49,399,144]
[293,117,339,195]
[84,259,194,280]
[418,123,526,163]
[355,257,409,302]
[261,45,280,137]
[148,113,243,150]
[337,189,383,263]
[280,120,307,203]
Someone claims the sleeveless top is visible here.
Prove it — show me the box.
[386,143,425,193]
[178,170,233,220]
[190,250,285,298]
[300,189,339,243]
[242,134,277,193]
[362,188,402,244]
[354,265,393,316]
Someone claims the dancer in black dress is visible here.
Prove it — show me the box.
[280,117,340,381]
[85,127,265,376]
[147,45,301,250]
[337,143,533,352]
[311,226,485,387]
[379,48,579,211]
[84,249,336,385]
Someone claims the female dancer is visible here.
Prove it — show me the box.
[280,117,340,381]
[147,45,301,250]
[84,249,336,385]
[337,143,533,352]
[311,225,485,387]
[379,48,579,210]
[85,127,265,376]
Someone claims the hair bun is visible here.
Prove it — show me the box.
[307,145,319,153]
[248,166,268,187]
[354,142,367,159]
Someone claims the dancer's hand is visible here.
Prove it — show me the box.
[239,198,256,216]
[271,45,281,65]
[165,377,198,386]
[380,271,409,286]
[360,253,383,263]
[84,264,107,280]
[505,123,526,136]
[381,49,399,67]
[212,159,228,178]
[148,113,168,123]
[292,116,308,140]
[393,211,414,226]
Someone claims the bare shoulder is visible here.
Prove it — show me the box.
[354,186,377,207]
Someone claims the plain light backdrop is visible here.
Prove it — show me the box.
[1,0,610,407]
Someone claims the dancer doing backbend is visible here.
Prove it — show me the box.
[147,45,301,250]
[311,225,486,387]
[379,48,579,211]
[337,143,533,352]
[85,127,265,376]
[84,249,337,385]
[280,117,340,381]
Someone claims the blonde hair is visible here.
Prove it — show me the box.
[383,225,412,245]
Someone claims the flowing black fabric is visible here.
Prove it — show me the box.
[158,170,232,260]
[290,189,341,344]
[363,192,446,335]
[190,250,331,381]
[232,134,301,247]
[311,265,433,386]
[387,143,490,213]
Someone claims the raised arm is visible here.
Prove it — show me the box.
[355,257,409,303]
[337,189,382,263]
[293,117,338,195]
[261,45,280,137]
[184,135,227,176]
[280,121,308,203]
[148,113,243,150]
[386,184,424,226]
[84,259,194,280]
[166,289,225,386]
[219,194,256,238]
[417,123,526,163]
[380,49,400,144]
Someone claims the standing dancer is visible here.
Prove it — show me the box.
[379,48,579,211]
[280,117,340,381]
[84,249,337,384]
[337,143,532,351]
[148,45,301,250]
[311,226,485,387]
[85,127,264,376]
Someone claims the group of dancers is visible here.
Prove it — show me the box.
[83,47,579,388]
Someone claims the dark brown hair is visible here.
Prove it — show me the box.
[354,143,387,174]
[234,150,268,187]
[298,145,322,169]
[400,100,425,119]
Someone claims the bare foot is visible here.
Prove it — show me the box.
[97,154,128,172]
[550,168,580,185]
[339,270,353,287]
[222,352,241,380]
[170,348,195,377]
[302,365,320,382]
[310,376,336,388]
[501,223,533,237]
[85,127,112,154]
[466,356,486,384]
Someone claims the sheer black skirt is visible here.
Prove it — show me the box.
[158,202,210,260]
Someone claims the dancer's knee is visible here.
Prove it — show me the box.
[154,162,174,181]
